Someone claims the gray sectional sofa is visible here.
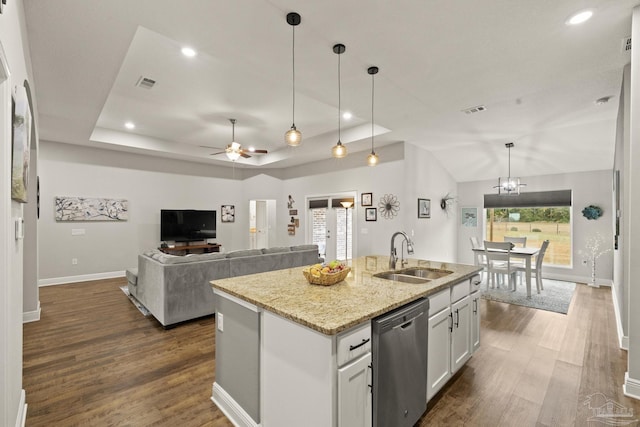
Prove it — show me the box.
[126,245,321,327]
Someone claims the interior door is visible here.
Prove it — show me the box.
[255,200,268,249]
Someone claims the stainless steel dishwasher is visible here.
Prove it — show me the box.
[372,297,428,427]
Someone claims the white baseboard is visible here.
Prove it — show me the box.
[611,281,629,350]
[38,270,125,287]
[624,372,640,401]
[544,272,612,287]
[23,301,40,323]
[15,389,26,427]
[211,382,259,427]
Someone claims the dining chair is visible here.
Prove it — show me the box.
[515,240,549,293]
[504,236,527,247]
[470,237,488,281]
[483,241,517,291]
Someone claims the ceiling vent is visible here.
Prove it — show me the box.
[135,76,156,89]
[622,36,632,53]
[462,105,486,115]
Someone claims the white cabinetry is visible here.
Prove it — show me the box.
[338,352,372,427]
[337,322,372,427]
[470,274,482,353]
[427,278,474,401]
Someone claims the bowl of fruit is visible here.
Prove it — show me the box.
[303,260,351,286]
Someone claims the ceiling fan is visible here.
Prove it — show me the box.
[205,119,268,161]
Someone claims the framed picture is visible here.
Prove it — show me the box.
[418,198,430,218]
[461,207,478,227]
[221,205,235,222]
[361,192,373,207]
[365,207,377,221]
[289,209,298,216]
[11,86,32,203]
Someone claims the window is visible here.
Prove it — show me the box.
[485,207,571,266]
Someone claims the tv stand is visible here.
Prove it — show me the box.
[159,243,221,255]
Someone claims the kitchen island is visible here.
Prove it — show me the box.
[210,255,482,427]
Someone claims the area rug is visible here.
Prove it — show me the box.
[480,279,576,314]
[119,286,151,316]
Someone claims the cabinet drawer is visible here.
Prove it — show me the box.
[337,322,371,367]
[451,281,470,302]
[470,274,482,293]
[428,289,450,315]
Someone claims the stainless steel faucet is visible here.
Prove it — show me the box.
[389,231,415,270]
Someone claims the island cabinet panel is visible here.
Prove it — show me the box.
[262,310,335,427]
[427,301,453,400]
[338,352,372,427]
[426,278,473,402]
[212,291,261,427]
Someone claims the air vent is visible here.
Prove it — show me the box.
[462,105,486,115]
[135,76,156,89]
[622,36,632,53]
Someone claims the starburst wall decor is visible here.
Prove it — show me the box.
[378,194,399,219]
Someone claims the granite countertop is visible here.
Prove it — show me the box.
[210,256,482,335]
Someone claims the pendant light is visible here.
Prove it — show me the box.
[226,119,241,162]
[285,12,302,147]
[493,142,526,195]
[367,66,379,166]
[332,44,347,158]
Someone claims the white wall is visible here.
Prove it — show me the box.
[39,141,246,282]
[0,0,32,424]
[457,169,614,285]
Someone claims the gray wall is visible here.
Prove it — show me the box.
[457,169,614,285]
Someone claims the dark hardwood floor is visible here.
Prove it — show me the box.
[23,278,637,426]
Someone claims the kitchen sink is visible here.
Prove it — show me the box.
[373,267,453,284]
[373,272,431,284]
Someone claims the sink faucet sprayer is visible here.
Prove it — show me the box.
[389,231,414,270]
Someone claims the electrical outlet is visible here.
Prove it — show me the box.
[217,313,224,332]
[72,258,78,265]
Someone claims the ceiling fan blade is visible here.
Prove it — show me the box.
[209,151,226,156]
[240,152,252,158]
[251,149,268,154]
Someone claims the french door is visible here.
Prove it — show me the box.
[308,195,354,262]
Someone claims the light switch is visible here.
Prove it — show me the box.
[361,228,369,235]
[217,313,224,332]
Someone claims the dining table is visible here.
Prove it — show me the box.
[472,246,540,298]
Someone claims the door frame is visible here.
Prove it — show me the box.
[305,191,357,260]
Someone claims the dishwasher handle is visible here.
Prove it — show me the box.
[392,310,425,331]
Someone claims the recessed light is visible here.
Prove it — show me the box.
[343,112,352,120]
[125,122,135,130]
[181,47,197,57]
[566,10,593,26]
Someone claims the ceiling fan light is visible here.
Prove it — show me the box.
[285,126,301,146]
[367,151,379,166]
[332,141,347,159]
[226,149,241,162]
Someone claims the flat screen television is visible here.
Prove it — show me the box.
[161,209,216,242]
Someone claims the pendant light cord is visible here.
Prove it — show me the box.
[371,72,375,152]
[291,25,296,127]
[338,51,341,142]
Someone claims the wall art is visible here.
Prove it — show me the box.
[11,86,32,203]
[221,205,235,222]
[418,198,431,218]
[361,192,372,207]
[365,207,377,221]
[378,194,399,219]
[461,207,478,227]
[55,196,128,221]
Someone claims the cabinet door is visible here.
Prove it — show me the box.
[427,308,452,401]
[451,295,471,373]
[338,352,372,427]
[470,291,481,353]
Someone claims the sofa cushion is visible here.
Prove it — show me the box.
[226,249,263,258]
[261,246,291,254]
[290,244,319,252]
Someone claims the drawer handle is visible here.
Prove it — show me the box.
[349,338,370,351]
